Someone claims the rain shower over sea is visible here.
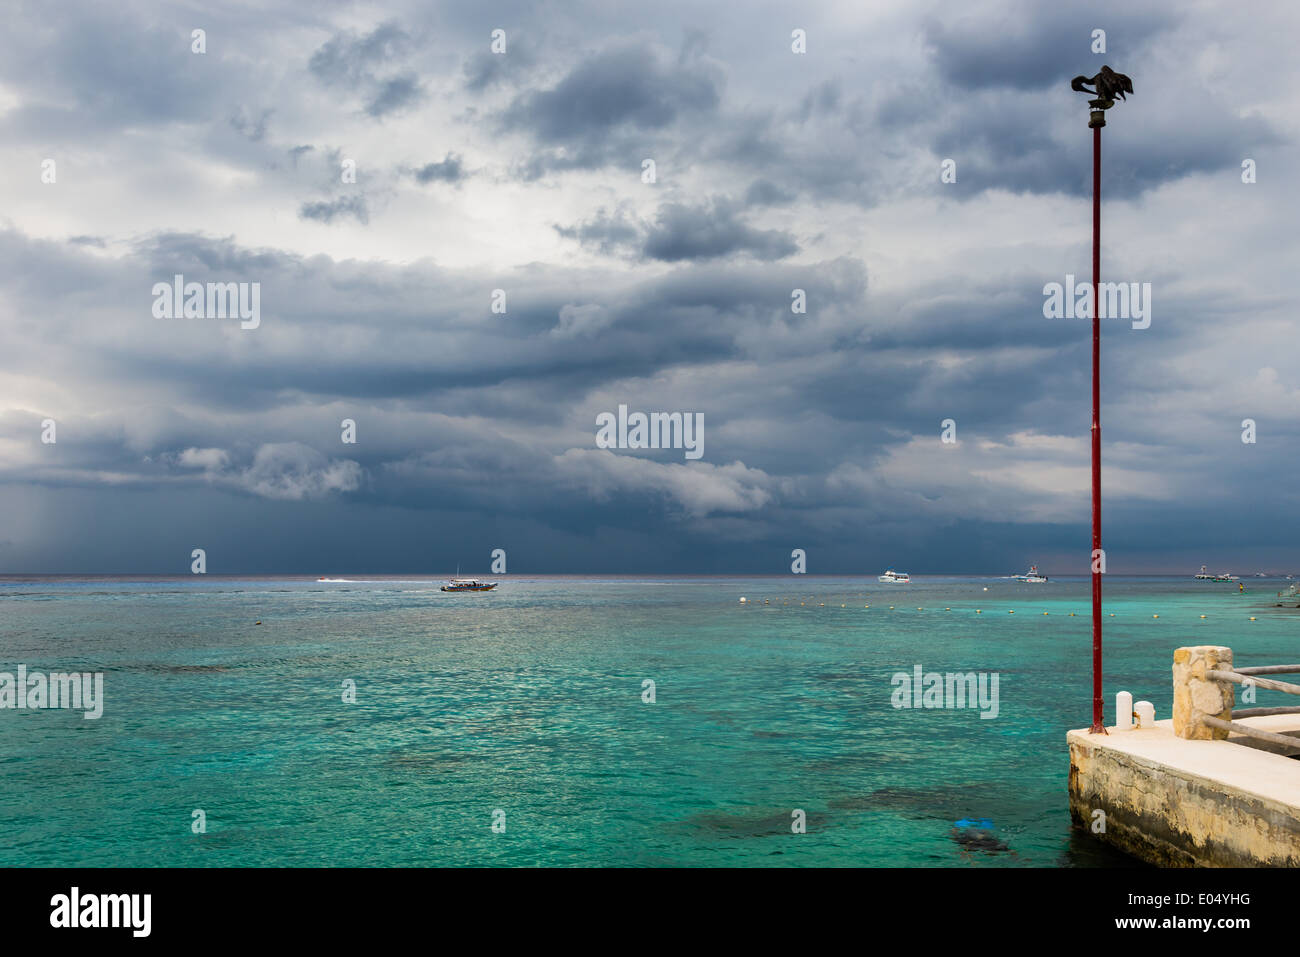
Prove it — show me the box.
[2,574,1292,867]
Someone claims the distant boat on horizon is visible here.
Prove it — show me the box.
[440,578,498,592]
[1195,565,1238,582]
[878,569,911,583]
[1012,564,1049,583]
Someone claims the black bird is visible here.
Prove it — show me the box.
[1070,65,1134,101]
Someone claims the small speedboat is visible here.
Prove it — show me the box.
[1012,564,1048,583]
[878,569,911,583]
[440,579,498,592]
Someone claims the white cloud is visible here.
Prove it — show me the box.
[233,443,363,500]
[176,447,230,470]
[554,449,773,516]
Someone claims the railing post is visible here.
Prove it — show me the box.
[1173,645,1234,740]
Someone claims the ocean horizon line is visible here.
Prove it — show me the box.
[2,572,1288,582]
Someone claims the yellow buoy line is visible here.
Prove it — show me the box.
[740,599,1262,620]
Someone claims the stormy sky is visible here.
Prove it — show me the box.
[0,0,1296,575]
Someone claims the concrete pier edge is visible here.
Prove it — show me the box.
[1068,645,1300,867]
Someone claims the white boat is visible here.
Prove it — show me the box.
[1194,565,1238,582]
[878,569,911,583]
[440,578,498,592]
[1012,564,1048,583]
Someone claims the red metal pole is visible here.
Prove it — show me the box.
[1089,122,1105,734]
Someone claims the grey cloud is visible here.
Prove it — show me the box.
[463,40,538,92]
[928,91,1280,200]
[367,73,424,117]
[558,198,798,262]
[412,153,467,184]
[504,44,720,140]
[308,22,412,85]
[923,4,1175,92]
[0,229,860,418]
[744,180,796,207]
[229,107,273,142]
[501,42,721,177]
[553,207,641,256]
[299,195,370,224]
[308,22,425,118]
[912,2,1279,199]
[0,24,222,142]
[0,1,1297,573]
[642,199,797,262]
[798,80,841,121]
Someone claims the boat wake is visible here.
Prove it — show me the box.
[316,578,440,583]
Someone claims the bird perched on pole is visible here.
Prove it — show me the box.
[1070,65,1134,105]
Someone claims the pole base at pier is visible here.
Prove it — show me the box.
[1068,717,1300,866]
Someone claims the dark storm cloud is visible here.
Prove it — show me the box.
[923,4,1175,92]
[1,219,1296,574]
[0,230,857,416]
[912,1,1283,199]
[1,0,1297,574]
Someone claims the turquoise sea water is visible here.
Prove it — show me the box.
[1,575,1296,867]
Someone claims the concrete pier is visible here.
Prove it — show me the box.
[1068,645,1300,866]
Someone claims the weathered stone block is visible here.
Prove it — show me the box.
[1173,645,1233,740]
